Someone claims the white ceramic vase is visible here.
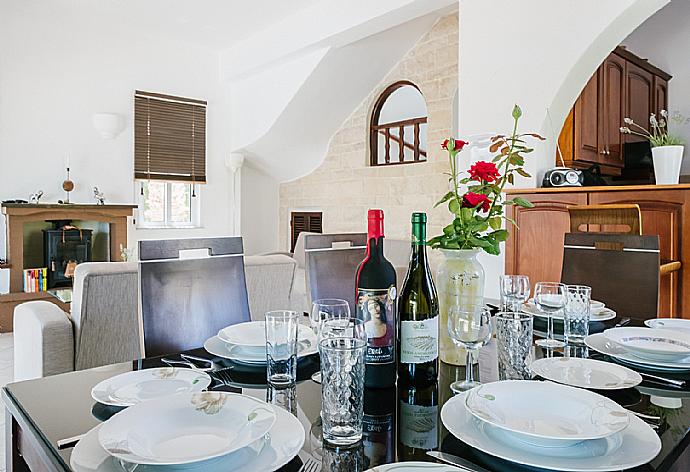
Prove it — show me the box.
[651,145,684,185]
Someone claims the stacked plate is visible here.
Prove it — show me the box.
[441,380,661,471]
[204,321,318,365]
[70,392,305,472]
[645,318,690,334]
[524,300,616,322]
[586,327,690,372]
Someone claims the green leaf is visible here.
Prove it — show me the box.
[449,199,460,214]
[491,229,509,242]
[434,191,454,207]
[489,217,502,230]
[516,168,531,178]
[469,236,492,248]
[511,196,534,208]
[443,224,455,236]
[461,207,473,223]
[507,173,514,185]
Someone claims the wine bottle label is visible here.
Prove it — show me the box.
[356,287,396,364]
[363,413,395,466]
[399,402,438,450]
[400,316,439,364]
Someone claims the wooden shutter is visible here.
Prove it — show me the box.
[134,90,207,183]
[291,212,322,252]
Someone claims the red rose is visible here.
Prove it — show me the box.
[442,139,469,152]
[462,192,491,212]
[469,161,500,182]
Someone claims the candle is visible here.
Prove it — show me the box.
[64,154,70,169]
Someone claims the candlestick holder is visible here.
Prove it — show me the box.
[62,167,75,204]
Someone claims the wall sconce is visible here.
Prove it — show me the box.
[225,152,245,174]
[92,113,125,139]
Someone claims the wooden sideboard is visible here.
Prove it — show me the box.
[505,184,690,319]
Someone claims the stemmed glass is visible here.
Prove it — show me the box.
[447,305,492,393]
[534,282,566,348]
[309,299,351,383]
[499,275,531,312]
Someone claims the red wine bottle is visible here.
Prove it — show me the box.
[355,209,397,388]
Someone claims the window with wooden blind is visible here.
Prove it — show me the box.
[134,90,207,183]
[291,212,323,252]
[369,81,428,166]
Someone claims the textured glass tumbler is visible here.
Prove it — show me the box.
[497,312,533,380]
[265,310,299,387]
[564,285,591,345]
[320,337,366,445]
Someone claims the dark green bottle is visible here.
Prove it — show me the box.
[397,382,439,461]
[397,212,439,385]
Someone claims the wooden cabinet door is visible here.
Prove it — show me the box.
[574,69,601,164]
[625,62,654,143]
[601,54,626,167]
[505,193,588,285]
[653,76,668,117]
[589,191,683,318]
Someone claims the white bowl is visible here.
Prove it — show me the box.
[604,327,690,361]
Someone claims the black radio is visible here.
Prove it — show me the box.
[542,167,583,187]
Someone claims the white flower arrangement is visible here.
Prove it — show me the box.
[620,110,687,147]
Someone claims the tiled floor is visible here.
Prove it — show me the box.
[0,333,14,472]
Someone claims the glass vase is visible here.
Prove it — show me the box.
[436,248,485,365]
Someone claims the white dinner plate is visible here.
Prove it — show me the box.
[71,401,305,472]
[530,357,642,390]
[204,334,317,365]
[98,392,276,465]
[365,463,461,471]
[585,333,690,372]
[604,327,690,361]
[218,321,313,348]
[645,318,690,334]
[464,381,629,447]
[442,391,661,472]
[91,368,211,407]
[523,302,616,322]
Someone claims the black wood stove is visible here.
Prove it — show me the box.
[43,220,93,289]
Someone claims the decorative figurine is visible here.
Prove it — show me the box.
[93,186,105,205]
[29,190,44,204]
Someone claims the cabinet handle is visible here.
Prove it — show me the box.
[600,149,606,155]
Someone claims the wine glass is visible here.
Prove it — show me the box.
[447,305,492,393]
[534,282,566,348]
[309,299,351,383]
[499,275,531,312]
[320,317,367,342]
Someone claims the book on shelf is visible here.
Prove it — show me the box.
[23,268,48,293]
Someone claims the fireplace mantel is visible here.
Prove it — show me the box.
[2,203,136,294]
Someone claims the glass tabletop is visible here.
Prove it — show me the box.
[4,321,690,472]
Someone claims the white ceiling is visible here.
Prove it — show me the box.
[18,0,322,51]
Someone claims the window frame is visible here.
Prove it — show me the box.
[369,80,428,167]
[136,181,201,229]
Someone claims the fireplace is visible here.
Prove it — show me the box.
[43,220,93,289]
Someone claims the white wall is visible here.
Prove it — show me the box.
[458,0,669,297]
[241,165,279,255]
[0,1,236,290]
[622,0,690,173]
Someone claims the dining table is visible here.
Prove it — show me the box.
[3,314,690,472]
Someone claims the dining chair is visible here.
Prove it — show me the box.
[138,237,251,357]
[561,232,660,321]
[303,233,367,314]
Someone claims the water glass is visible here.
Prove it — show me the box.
[534,282,566,349]
[499,275,531,312]
[496,312,533,380]
[321,441,365,472]
[320,337,366,445]
[310,299,351,383]
[564,285,591,345]
[265,310,299,387]
[447,305,492,393]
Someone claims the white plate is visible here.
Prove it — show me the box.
[604,327,690,361]
[218,321,313,348]
[524,302,616,322]
[530,357,642,390]
[464,381,629,446]
[71,401,305,472]
[91,368,211,407]
[442,391,661,472]
[585,333,690,372]
[645,318,690,334]
[204,335,317,365]
[365,463,460,471]
[98,392,276,465]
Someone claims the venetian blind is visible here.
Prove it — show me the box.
[134,90,207,183]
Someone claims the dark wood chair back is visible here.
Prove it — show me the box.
[561,232,660,321]
[138,237,250,357]
[304,233,367,314]
[568,204,642,235]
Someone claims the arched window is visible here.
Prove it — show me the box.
[369,81,428,166]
